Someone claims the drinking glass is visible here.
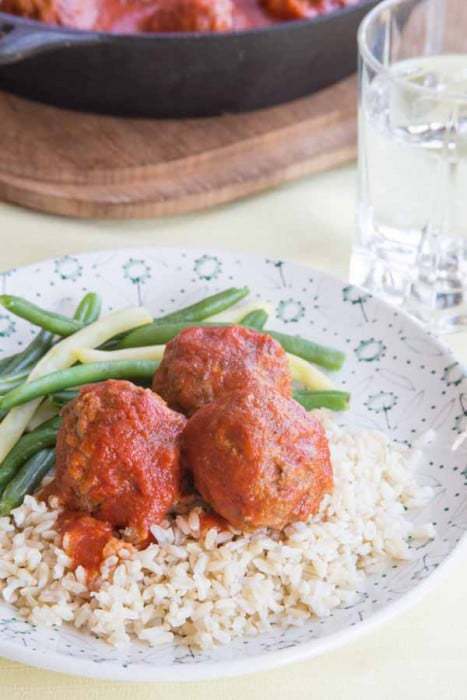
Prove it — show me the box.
[351,0,467,332]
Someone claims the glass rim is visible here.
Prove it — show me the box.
[358,0,467,102]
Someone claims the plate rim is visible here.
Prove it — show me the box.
[0,245,465,682]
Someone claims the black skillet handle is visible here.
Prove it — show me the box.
[0,19,99,65]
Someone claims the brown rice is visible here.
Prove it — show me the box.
[0,411,435,650]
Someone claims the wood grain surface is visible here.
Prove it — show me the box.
[0,77,357,219]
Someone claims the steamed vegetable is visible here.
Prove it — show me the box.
[287,354,337,391]
[24,293,103,431]
[0,361,158,411]
[26,400,59,432]
[293,389,350,412]
[0,292,101,383]
[267,330,345,371]
[73,292,102,325]
[0,330,54,379]
[0,372,29,395]
[239,309,268,330]
[0,355,17,376]
[0,295,84,337]
[74,346,165,364]
[155,287,249,324]
[0,449,55,515]
[208,302,271,324]
[0,417,60,491]
[49,390,79,408]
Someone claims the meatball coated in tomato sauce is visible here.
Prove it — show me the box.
[53,380,186,543]
[147,0,234,31]
[3,0,359,31]
[183,383,333,530]
[261,0,357,21]
[153,325,292,416]
[2,0,234,32]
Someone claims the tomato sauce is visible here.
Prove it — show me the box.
[58,512,115,579]
[2,0,359,33]
[199,511,230,534]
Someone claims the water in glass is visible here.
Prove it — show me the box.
[352,2,467,333]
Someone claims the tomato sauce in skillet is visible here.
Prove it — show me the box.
[2,0,359,33]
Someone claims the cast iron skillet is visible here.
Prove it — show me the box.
[0,1,379,117]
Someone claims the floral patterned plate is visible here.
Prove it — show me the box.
[0,247,465,681]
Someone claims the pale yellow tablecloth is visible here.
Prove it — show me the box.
[0,164,466,700]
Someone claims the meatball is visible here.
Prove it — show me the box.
[2,0,233,32]
[262,0,351,21]
[144,0,233,32]
[153,325,292,416]
[183,383,333,530]
[1,0,114,29]
[53,379,186,543]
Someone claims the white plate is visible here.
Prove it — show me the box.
[0,247,465,681]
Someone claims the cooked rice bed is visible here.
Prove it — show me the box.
[0,413,435,650]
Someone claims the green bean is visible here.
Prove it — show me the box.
[3,293,102,375]
[0,360,158,411]
[49,389,80,408]
[118,322,206,348]
[0,295,84,337]
[293,389,350,412]
[0,293,99,380]
[0,417,60,490]
[0,330,54,379]
[74,292,102,324]
[0,449,55,515]
[102,289,249,349]
[0,355,15,375]
[0,371,29,395]
[240,309,268,330]
[155,287,249,324]
[119,320,345,370]
[267,330,345,371]
[99,336,123,351]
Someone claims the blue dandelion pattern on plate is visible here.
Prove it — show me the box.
[275,298,305,324]
[266,259,287,287]
[354,339,386,362]
[342,285,371,321]
[122,258,152,306]
[442,363,465,387]
[365,391,398,429]
[453,395,467,435]
[193,255,222,281]
[54,256,83,282]
[122,259,151,285]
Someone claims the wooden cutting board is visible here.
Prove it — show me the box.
[0,76,357,219]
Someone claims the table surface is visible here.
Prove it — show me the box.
[0,164,465,700]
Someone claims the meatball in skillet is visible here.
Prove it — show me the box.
[262,0,351,21]
[2,0,234,32]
